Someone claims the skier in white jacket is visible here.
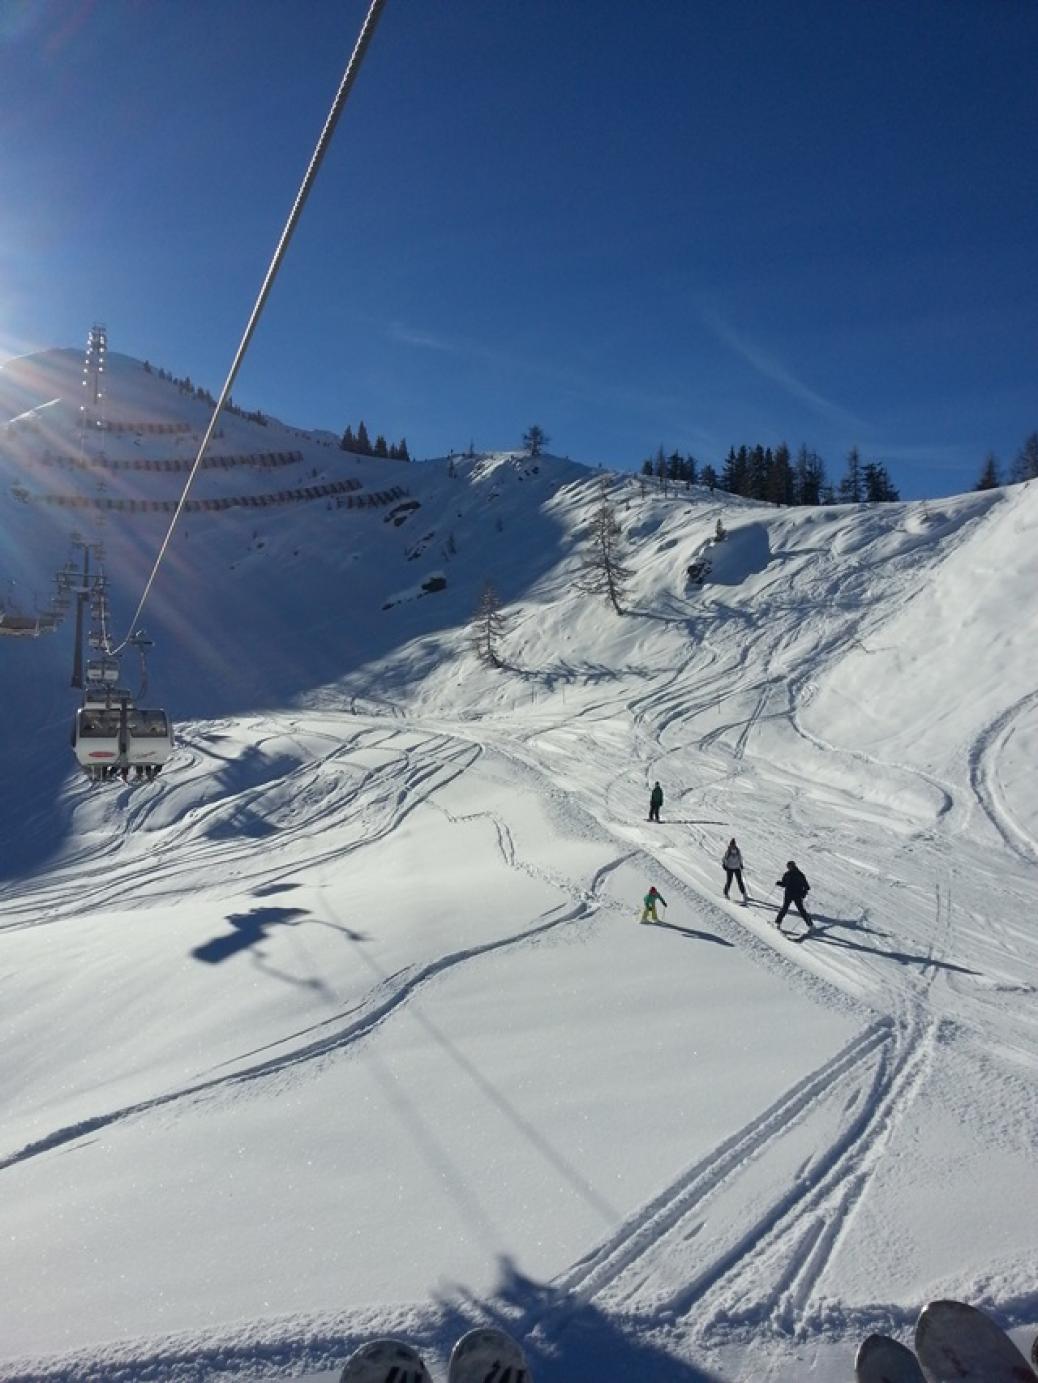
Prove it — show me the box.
[722,838,749,902]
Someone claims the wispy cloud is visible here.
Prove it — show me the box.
[699,307,867,432]
[386,319,696,429]
[386,322,461,354]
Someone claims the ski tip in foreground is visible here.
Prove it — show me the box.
[448,1326,529,1383]
[915,1299,1036,1382]
[855,1332,925,1383]
[339,1337,433,1383]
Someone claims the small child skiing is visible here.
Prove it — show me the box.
[640,886,667,923]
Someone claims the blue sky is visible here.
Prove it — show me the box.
[1,0,1035,498]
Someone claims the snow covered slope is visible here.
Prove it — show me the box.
[1,347,1037,1383]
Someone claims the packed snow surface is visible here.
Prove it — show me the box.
[1,350,1037,1382]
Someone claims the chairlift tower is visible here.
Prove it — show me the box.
[78,323,108,452]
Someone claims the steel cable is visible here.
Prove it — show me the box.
[112,0,389,652]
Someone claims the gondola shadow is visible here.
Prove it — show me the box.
[191,906,309,964]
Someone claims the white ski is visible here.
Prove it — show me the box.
[339,1337,433,1383]
[447,1326,529,1383]
[915,1299,1035,1382]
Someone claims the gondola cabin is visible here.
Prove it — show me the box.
[126,709,174,769]
[85,657,121,684]
[72,697,174,781]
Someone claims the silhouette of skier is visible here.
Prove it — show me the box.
[775,861,812,931]
[648,782,663,822]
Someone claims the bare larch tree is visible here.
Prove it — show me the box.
[472,581,506,666]
[578,491,632,615]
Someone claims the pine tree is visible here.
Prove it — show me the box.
[794,445,826,506]
[720,447,743,496]
[523,424,548,456]
[653,445,667,492]
[768,443,795,506]
[640,458,654,477]
[472,582,506,667]
[356,421,372,455]
[700,463,718,492]
[748,446,769,501]
[1009,432,1038,483]
[975,454,1000,490]
[838,447,864,503]
[577,490,632,615]
[863,460,899,502]
[373,434,389,458]
[397,437,410,462]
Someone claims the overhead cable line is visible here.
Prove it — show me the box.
[112,0,389,652]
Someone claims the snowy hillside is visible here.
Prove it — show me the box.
[1,346,1037,1383]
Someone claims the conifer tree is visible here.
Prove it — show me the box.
[794,445,825,505]
[654,445,668,493]
[397,437,410,461]
[1009,432,1038,483]
[356,421,372,455]
[577,489,632,615]
[472,582,506,667]
[523,424,548,456]
[975,454,1000,490]
[838,447,864,503]
[863,460,899,502]
[373,434,389,458]
[768,443,795,505]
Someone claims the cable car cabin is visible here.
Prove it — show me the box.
[127,709,174,769]
[72,703,174,782]
[72,706,122,778]
[85,657,121,684]
[0,613,43,638]
[83,685,133,707]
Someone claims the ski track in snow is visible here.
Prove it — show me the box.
[969,690,1038,865]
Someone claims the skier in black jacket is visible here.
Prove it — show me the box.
[775,861,812,930]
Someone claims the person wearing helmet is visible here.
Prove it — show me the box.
[775,860,812,931]
[640,886,667,923]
